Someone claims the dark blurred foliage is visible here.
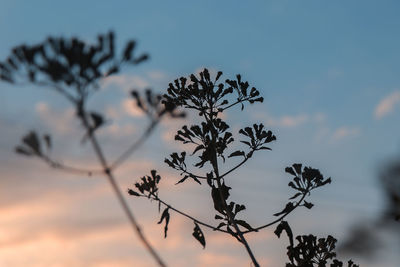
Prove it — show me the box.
[339,156,400,260]
[2,31,183,174]
[0,31,182,267]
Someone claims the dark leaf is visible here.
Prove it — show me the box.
[293,163,302,175]
[192,222,206,248]
[158,208,170,238]
[258,146,271,150]
[22,131,41,155]
[228,150,245,158]
[133,53,149,64]
[303,201,314,209]
[15,146,33,156]
[216,222,226,229]
[215,214,224,220]
[285,167,296,176]
[192,144,204,155]
[175,175,188,185]
[289,192,302,200]
[235,219,253,231]
[127,189,140,196]
[106,65,119,76]
[191,175,202,185]
[90,112,104,129]
[123,40,136,60]
[234,204,246,214]
[43,134,51,150]
[215,71,223,81]
[206,172,213,187]
[273,202,295,217]
[274,220,293,247]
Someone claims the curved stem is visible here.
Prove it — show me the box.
[41,155,103,176]
[80,109,166,267]
[145,194,229,234]
[221,96,253,111]
[34,81,77,103]
[243,193,307,234]
[220,155,250,179]
[109,120,157,170]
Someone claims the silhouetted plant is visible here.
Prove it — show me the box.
[0,32,186,267]
[128,69,357,266]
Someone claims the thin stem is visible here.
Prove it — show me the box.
[80,109,166,267]
[220,155,250,179]
[205,112,260,267]
[34,81,77,103]
[109,120,157,170]
[221,96,253,111]
[41,155,103,176]
[144,194,229,234]
[179,169,208,180]
[243,193,307,234]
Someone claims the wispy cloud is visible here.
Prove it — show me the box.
[331,126,360,141]
[258,112,325,128]
[374,91,400,119]
[147,70,167,81]
[275,114,308,127]
[122,99,145,117]
[35,102,77,135]
[101,74,150,92]
[101,70,169,93]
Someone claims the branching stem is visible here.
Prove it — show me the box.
[206,111,260,267]
[80,106,166,267]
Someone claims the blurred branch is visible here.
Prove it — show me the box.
[110,120,158,171]
[79,107,166,267]
[41,155,103,176]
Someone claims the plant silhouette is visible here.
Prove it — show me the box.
[128,69,358,266]
[0,31,185,267]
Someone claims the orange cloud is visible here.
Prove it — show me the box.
[374,90,400,119]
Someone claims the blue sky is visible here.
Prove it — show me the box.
[1,1,400,266]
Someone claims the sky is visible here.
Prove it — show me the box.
[1,0,400,266]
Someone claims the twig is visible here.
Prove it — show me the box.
[41,155,103,176]
[243,192,307,234]
[110,120,157,170]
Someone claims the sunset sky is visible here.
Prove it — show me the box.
[1,1,400,266]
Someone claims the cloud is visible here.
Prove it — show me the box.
[101,70,169,93]
[331,126,360,141]
[253,110,326,129]
[374,91,400,119]
[147,70,166,81]
[105,123,136,137]
[264,113,308,128]
[278,114,308,127]
[101,74,150,92]
[35,102,77,135]
[122,99,145,117]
